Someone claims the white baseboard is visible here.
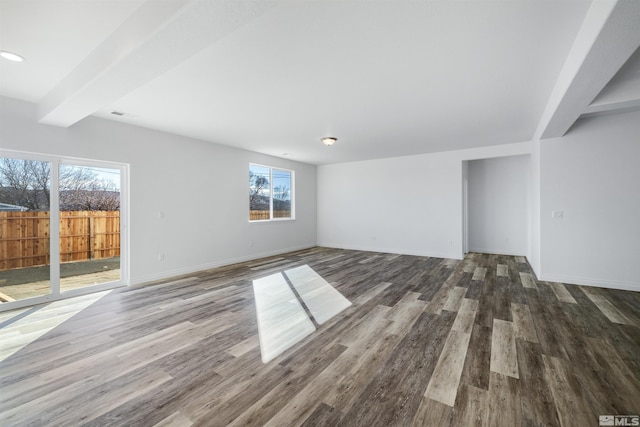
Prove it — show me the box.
[467,247,527,257]
[131,244,640,293]
[131,244,317,285]
[317,242,462,260]
[539,273,640,292]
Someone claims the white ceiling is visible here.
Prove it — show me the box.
[0,0,146,102]
[1,0,639,165]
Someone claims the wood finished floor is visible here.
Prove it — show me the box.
[1,248,639,426]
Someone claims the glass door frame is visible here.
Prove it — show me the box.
[0,149,129,312]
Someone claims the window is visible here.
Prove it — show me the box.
[249,164,294,221]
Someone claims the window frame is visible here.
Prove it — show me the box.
[249,163,295,222]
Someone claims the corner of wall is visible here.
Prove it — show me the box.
[528,139,542,278]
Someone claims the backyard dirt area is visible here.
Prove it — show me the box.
[0,258,120,302]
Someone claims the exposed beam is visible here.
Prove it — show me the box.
[37,0,278,128]
[583,46,640,115]
[534,0,640,140]
[582,99,640,117]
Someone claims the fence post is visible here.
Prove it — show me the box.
[89,214,94,261]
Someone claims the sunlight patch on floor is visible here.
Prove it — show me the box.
[285,265,352,325]
[253,272,316,363]
[0,291,111,363]
[252,265,351,363]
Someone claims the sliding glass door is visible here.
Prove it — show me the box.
[0,157,52,303]
[58,163,121,293]
[0,152,127,310]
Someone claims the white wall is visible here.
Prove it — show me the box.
[0,96,317,285]
[462,160,469,254]
[317,142,531,259]
[529,138,541,276]
[468,155,530,256]
[318,152,462,258]
[540,110,640,291]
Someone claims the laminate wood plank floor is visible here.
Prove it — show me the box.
[1,247,639,426]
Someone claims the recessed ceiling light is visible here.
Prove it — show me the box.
[282,153,292,157]
[0,50,25,62]
[110,111,125,116]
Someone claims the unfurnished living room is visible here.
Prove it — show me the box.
[0,1,639,426]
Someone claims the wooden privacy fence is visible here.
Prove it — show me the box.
[250,210,291,220]
[0,211,120,271]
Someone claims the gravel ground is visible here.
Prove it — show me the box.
[0,257,120,286]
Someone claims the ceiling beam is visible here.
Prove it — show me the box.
[583,46,640,115]
[37,0,278,128]
[534,0,640,140]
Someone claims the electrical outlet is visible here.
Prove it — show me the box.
[552,210,564,219]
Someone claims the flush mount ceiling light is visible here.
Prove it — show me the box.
[321,137,337,146]
[0,50,25,62]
